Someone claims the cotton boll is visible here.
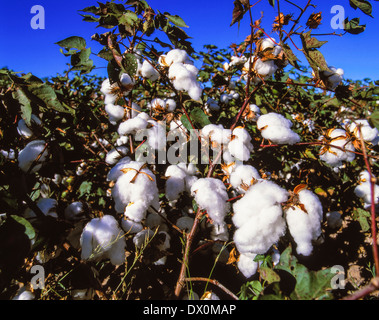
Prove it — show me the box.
[260,125,301,145]
[191,178,230,225]
[237,252,258,278]
[319,137,355,167]
[201,124,232,146]
[354,171,379,206]
[205,98,220,113]
[106,156,132,182]
[165,99,177,112]
[257,112,293,130]
[133,229,155,249]
[112,161,159,221]
[12,287,35,300]
[165,165,187,202]
[229,164,261,193]
[153,231,171,265]
[227,139,252,162]
[121,217,143,234]
[117,113,149,136]
[120,73,135,90]
[347,120,379,143]
[187,83,203,101]
[105,146,129,165]
[146,120,167,151]
[323,66,344,90]
[285,189,323,256]
[254,59,277,78]
[18,140,49,173]
[24,198,58,219]
[229,55,247,67]
[140,60,160,82]
[105,104,125,125]
[80,215,126,265]
[164,49,192,66]
[17,115,42,139]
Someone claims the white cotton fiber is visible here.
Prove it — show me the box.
[105,146,129,165]
[237,252,258,278]
[17,114,42,139]
[80,215,126,265]
[229,164,261,194]
[354,170,379,207]
[285,189,323,256]
[24,198,58,219]
[105,103,125,125]
[190,178,230,225]
[140,60,160,82]
[18,140,49,173]
[111,161,159,224]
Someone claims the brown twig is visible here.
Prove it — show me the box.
[342,277,379,300]
[184,277,239,300]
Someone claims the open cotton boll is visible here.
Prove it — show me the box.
[17,115,42,139]
[112,161,159,221]
[165,99,177,112]
[12,287,35,300]
[237,252,259,278]
[24,198,58,219]
[232,180,289,229]
[120,73,135,90]
[347,120,379,143]
[201,124,232,146]
[80,215,126,265]
[153,231,171,265]
[285,189,323,256]
[254,58,278,78]
[205,98,220,113]
[257,112,293,129]
[121,218,143,234]
[229,164,261,194]
[105,146,129,165]
[106,156,132,182]
[260,125,301,145]
[187,83,203,101]
[117,112,149,136]
[227,139,253,162]
[354,170,379,207]
[140,60,160,82]
[165,165,187,203]
[191,178,230,225]
[145,120,167,151]
[229,55,247,67]
[18,140,49,173]
[164,49,192,66]
[323,66,344,90]
[319,137,355,167]
[233,204,286,254]
[133,229,155,249]
[105,103,125,125]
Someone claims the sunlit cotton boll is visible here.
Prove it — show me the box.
[323,66,344,90]
[190,178,230,225]
[346,119,379,143]
[257,113,300,145]
[105,146,129,165]
[160,48,193,66]
[354,170,379,208]
[117,112,150,136]
[237,252,259,278]
[112,161,159,223]
[80,215,126,265]
[106,156,132,182]
[105,104,125,125]
[232,180,288,255]
[18,140,49,173]
[140,60,160,82]
[285,189,323,256]
[17,114,42,139]
[229,164,261,194]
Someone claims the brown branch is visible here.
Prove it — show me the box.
[357,125,379,277]
[184,277,239,300]
[342,277,379,300]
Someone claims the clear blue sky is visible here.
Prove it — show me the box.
[0,0,378,81]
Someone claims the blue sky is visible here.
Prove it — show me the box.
[0,0,378,81]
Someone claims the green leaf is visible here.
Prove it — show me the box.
[122,53,138,77]
[259,266,281,284]
[369,110,379,131]
[353,208,371,232]
[190,107,211,128]
[10,215,35,240]
[12,88,32,126]
[349,0,373,17]
[165,13,189,28]
[344,17,366,34]
[29,83,72,114]
[119,11,139,26]
[78,181,92,198]
[55,36,87,50]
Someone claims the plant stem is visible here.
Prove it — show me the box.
[183,277,239,300]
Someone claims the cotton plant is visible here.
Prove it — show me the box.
[80,215,126,266]
[354,170,379,209]
[100,73,135,105]
[257,112,300,145]
[18,139,49,173]
[345,119,379,145]
[284,185,324,256]
[140,59,160,82]
[228,164,261,194]
[318,128,355,168]
[225,126,255,162]
[232,180,289,278]
[105,146,129,165]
